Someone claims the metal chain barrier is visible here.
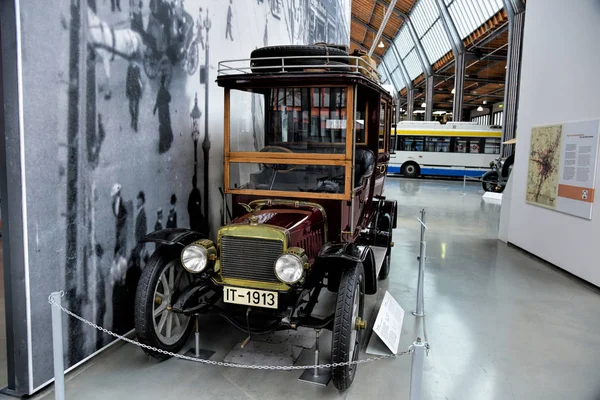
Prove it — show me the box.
[48,291,410,371]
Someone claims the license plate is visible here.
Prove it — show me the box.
[223,286,278,309]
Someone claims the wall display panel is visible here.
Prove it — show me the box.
[525,120,599,219]
[1,0,350,394]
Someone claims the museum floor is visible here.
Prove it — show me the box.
[3,179,600,399]
[0,240,6,389]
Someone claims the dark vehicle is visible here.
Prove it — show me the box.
[482,154,514,193]
[134,45,397,391]
[142,0,199,81]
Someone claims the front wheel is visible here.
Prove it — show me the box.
[331,263,366,391]
[134,247,193,360]
[482,171,501,192]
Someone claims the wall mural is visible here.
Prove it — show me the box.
[18,0,350,391]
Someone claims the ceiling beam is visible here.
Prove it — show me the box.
[351,16,394,42]
[468,23,509,50]
[435,90,505,99]
[363,1,379,44]
[435,75,505,84]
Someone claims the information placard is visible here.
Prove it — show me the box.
[366,291,405,355]
[526,120,599,219]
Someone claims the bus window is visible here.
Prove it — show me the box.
[484,137,501,154]
[425,136,450,152]
[399,136,424,151]
[455,138,468,153]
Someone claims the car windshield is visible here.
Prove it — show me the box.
[229,87,365,155]
[225,85,364,200]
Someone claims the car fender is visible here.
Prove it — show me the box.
[139,228,206,247]
[317,242,377,295]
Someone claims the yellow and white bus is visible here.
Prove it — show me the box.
[388,121,502,178]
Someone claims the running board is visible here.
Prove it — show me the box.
[372,246,388,276]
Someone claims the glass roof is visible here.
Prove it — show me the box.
[382,51,405,91]
[381,0,505,90]
[446,0,504,39]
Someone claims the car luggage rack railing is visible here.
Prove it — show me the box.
[218,55,379,79]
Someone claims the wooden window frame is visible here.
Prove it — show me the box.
[224,85,355,201]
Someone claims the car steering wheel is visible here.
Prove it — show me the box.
[259,146,296,172]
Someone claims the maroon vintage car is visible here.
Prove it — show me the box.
[134,45,397,391]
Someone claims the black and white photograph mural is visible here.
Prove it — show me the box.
[14,0,349,392]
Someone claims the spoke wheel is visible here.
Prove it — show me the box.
[152,261,191,345]
[331,263,365,391]
[135,247,193,360]
[186,41,199,75]
[143,48,159,79]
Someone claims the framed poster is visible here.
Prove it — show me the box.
[526,120,599,219]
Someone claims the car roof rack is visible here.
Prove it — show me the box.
[218,54,381,84]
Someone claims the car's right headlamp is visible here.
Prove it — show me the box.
[181,240,216,273]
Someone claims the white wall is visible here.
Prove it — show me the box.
[507,0,600,286]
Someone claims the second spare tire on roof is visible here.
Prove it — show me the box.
[250,45,350,73]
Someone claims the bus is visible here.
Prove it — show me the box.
[388,121,502,178]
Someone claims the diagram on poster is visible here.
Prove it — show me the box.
[526,120,599,219]
[366,291,405,355]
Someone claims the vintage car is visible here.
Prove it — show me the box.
[134,45,397,391]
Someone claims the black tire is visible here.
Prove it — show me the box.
[332,263,365,391]
[482,171,500,192]
[376,211,393,280]
[378,250,391,280]
[501,154,515,178]
[135,247,193,360]
[250,45,350,73]
[402,162,420,178]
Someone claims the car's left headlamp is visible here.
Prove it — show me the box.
[181,240,216,273]
[275,248,308,284]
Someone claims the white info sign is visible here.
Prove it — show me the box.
[366,291,405,355]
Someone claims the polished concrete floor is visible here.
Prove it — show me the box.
[6,179,600,399]
[0,240,6,389]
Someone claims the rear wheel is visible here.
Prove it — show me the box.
[135,247,193,360]
[331,263,365,391]
[402,162,420,178]
[376,211,393,280]
[378,250,391,280]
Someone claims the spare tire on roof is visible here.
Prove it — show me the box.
[250,45,350,73]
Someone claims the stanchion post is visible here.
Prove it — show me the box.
[194,315,200,358]
[413,210,426,317]
[50,292,66,400]
[461,175,467,195]
[409,337,426,400]
[313,329,320,378]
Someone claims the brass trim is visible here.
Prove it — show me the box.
[217,223,290,245]
[217,224,291,291]
[248,199,329,243]
[211,276,290,292]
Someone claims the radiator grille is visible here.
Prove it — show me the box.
[221,236,283,283]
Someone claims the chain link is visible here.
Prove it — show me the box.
[48,294,410,371]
